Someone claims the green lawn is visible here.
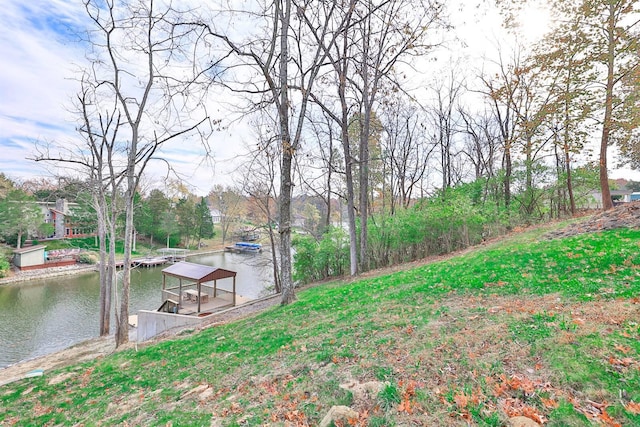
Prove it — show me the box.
[2,226,640,426]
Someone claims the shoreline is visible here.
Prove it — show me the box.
[0,246,266,382]
[0,264,97,285]
[0,247,228,286]
[0,292,282,387]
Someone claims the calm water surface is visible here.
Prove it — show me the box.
[0,251,273,369]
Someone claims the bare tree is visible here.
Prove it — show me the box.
[37,0,209,346]
[34,73,124,337]
[240,120,282,293]
[350,0,446,271]
[296,109,342,234]
[303,0,446,274]
[188,0,348,303]
[427,71,465,192]
[380,96,434,211]
[477,43,527,209]
[458,107,501,184]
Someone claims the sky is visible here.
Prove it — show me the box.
[0,1,637,197]
[0,0,245,196]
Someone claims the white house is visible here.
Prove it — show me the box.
[209,208,222,224]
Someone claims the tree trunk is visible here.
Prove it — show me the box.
[338,22,358,277]
[358,113,370,272]
[599,2,615,211]
[268,223,281,294]
[278,0,296,305]
[504,143,512,207]
[95,193,109,336]
[564,144,576,216]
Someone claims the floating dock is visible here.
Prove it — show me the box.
[224,242,262,254]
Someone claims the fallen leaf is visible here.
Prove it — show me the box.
[398,398,413,414]
[614,344,631,354]
[541,397,558,409]
[625,401,640,415]
[454,392,469,409]
[599,408,621,427]
[522,405,546,424]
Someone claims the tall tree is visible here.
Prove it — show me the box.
[351,0,446,272]
[531,15,594,216]
[478,42,529,209]
[190,0,344,303]
[500,0,640,210]
[582,0,640,210]
[304,0,446,274]
[36,0,208,345]
[195,197,215,247]
[87,0,208,346]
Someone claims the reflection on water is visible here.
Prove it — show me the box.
[0,251,273,369]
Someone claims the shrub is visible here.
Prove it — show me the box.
[292,227,349,284]
[0,256,9,278]
[77,252,98,264]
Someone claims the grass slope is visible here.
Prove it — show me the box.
[2,226,640,426]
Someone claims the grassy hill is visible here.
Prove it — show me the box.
[1,224,640,426]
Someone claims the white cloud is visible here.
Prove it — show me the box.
[0,1,86,181]
[0,0,243,194]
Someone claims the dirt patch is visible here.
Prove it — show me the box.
[0,336,119,386]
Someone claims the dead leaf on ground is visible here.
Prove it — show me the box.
[624,401,640,415]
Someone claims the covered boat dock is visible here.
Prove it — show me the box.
[136,261,240,341]
[160,261,237,314]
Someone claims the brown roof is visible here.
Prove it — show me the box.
[161,261,236,282]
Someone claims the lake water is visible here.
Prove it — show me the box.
[0,251,274,369]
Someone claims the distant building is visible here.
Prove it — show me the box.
[589,189,635,208]
[209,208,222,224]
[36,198,95,239]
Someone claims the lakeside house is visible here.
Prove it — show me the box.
[37,198,95,239]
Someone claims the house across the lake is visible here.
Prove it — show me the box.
[37,198,95,239]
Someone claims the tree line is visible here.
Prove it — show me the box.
[0,175,217,250]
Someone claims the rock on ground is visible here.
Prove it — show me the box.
[509,415,541,427]
[319,405,360,427]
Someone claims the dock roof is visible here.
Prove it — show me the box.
[161,261,236,282]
